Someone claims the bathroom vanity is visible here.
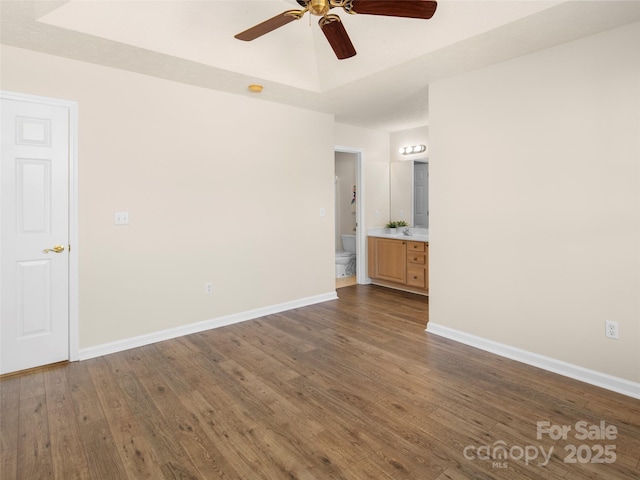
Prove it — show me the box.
[367,233,428,296]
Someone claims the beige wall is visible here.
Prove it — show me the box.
[390,126,429,163]
[335,123,390,229]
[429,22,640,383]
[1,45,336,349]
[389,126,428,225]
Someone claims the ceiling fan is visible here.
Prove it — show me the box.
[234,0,438,60]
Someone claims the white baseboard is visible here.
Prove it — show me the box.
[426,323,640,400]
[79,292,338,361]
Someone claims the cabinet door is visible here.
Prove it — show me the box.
[375,239,406,283]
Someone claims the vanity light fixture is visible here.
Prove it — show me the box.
[399,144,427,155]
[248,84,263,93]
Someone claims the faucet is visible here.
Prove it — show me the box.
[402,227,413,236]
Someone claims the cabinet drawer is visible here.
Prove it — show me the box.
[407,241,425,253]
[407,267,426,288]
[407,253,426,265]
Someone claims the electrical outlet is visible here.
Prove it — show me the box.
[204,282,213,295]
[605,320,619,339]
[114,211,129,225]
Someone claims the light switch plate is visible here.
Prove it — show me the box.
[115,212,129,225]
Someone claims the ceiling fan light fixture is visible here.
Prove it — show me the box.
[248,84,263,93]
[235,0,438,60]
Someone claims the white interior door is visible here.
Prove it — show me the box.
[1,95,71,374]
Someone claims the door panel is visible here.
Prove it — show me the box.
[18,260,52,337]
[1,97,70,374]
[414,162,428,228]
[375,239,406,283]
[18,158,52,232]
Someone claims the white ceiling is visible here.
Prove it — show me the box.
[3,1,640,132]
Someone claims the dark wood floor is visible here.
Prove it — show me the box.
[2,285,640,479]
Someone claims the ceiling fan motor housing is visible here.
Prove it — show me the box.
[309,0,330,16]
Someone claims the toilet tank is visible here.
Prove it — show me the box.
[341,234,356,253]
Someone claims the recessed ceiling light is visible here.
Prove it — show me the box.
[248,84,263,93]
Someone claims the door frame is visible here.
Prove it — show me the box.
[334,146,365,284]
[1,90,79,363]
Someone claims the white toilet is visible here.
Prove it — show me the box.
[336,234,357,278]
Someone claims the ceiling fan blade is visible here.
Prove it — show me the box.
[347,0,437,19]
[235,11,298,41]
[320,15,356,60]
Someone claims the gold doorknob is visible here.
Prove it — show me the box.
[44,245,65,254]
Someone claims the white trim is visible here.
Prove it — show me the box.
[426,322,640,400]
[79,292,338,361]
[68,101,79,361]
[0,90,80,363]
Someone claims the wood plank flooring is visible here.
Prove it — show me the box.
[336,275,357,289]
[2,285,640,479]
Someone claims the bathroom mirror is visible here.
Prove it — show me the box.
[390,159,428,227]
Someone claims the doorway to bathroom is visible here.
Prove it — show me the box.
[334,150,360,289]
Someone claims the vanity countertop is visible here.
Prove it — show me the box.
[367,227,428,242]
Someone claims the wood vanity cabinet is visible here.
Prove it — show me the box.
[406,241,428,290]
[368,237,429,295]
